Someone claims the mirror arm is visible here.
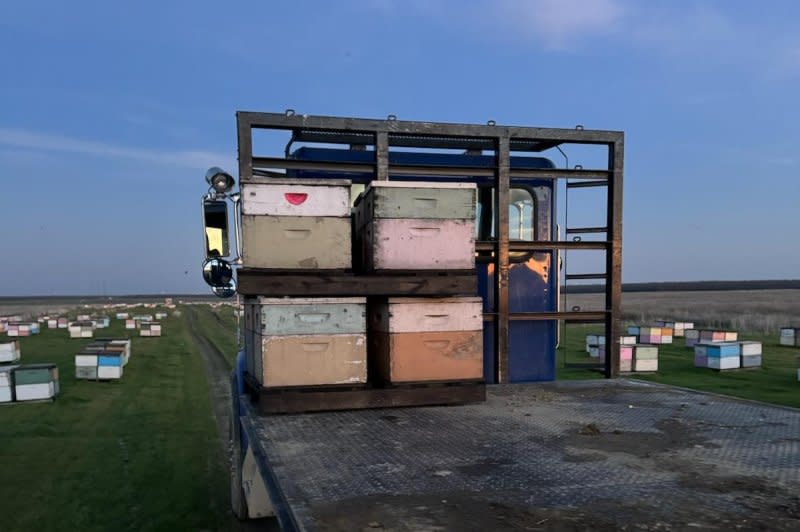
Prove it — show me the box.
[230,192,243,265]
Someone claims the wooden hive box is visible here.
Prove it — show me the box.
[14,364,58,401]
[0,365,17,403]
[633,345,658,372]
[619,345,634,372]
[0,340,21,363]
[369,297,483,384]
[241,178,352,270]
[779,327,799,346]
[246,297,367,388]
[354,181,476,271]
[706,342,741,370]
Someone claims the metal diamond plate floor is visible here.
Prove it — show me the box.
[246,380,800,531]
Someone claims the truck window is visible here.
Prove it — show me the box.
[475,187,536,241]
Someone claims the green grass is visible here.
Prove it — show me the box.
[557,324,800,409]
[0,306,236,532]
[190,305,240,367]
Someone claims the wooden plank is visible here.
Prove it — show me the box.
[249,379,486,415]
[237,270,478,297]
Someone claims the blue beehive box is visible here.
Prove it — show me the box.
[98,354,122,367]
[706,342,740,358]
[627,326,640,336]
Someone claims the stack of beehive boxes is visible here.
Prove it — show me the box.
[0,365,16,403]
[0,340,21,363]
[654,321,694,338]
[132,315,154,326]
[638,326,673,344]
[12,364,59,401]
[357,182,481,384]
[75,339,131,380]
[242,178,367,388]
[47,317,58,329]
[92,317,110,329]
[739,341,762,368]
[685,329,737,347]
[125,318,137,330]
[780,327,800,347]
[68,321,95,339]
[246,298,367,387]
[57,317,68,329]
[139,322,162,337]
[632,345,658,372]
[694,342,740,370]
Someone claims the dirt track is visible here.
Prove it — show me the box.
[185,308,278,531]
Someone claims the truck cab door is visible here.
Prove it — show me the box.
[477,182,557,383]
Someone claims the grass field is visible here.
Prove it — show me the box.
[557,323,800,409]
[0,306,239,532]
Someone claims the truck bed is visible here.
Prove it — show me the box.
[242,380,800,531]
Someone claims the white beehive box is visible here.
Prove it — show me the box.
[0,340,21,363]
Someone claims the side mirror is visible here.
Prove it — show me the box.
[212,280,237,299]
[202,258,234,287]
[203,199,230,258]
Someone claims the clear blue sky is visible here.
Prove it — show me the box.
[1,0,799,296]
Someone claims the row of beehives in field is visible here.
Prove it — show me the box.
[585,335,658,372]
[2,312,166,339]
[75,339,132,381]
[242,179,484,390]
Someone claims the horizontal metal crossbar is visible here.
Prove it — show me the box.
[251,156,608,180]
[565,273,608,281]
[508,311,609,322]
[565,227,608,234]
[239,111,624,145]
[476,241,610,251]
[566,180,608,188]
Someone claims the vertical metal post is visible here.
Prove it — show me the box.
[236,113,253,182]
[496,136,511,383]
[605,136,624,378]
[375,131,389,181]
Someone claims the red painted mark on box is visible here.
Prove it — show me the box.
[285,193,308,205]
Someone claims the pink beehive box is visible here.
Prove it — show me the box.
[354,181,476,271]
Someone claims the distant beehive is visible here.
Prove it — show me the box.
[116,313,129,320]
[354,182,476,271]
[57,318,68,329]
[68,321,95,339]
[47,318,58,329]
[241,178,353,269]
[13,364,59,402]
[632,345,658,372]
[139,322,162,337]
[780,327,800,347]
[0,340,21,363]
[76,339,131,380]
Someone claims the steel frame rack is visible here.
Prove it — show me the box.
[236,111,624,379]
